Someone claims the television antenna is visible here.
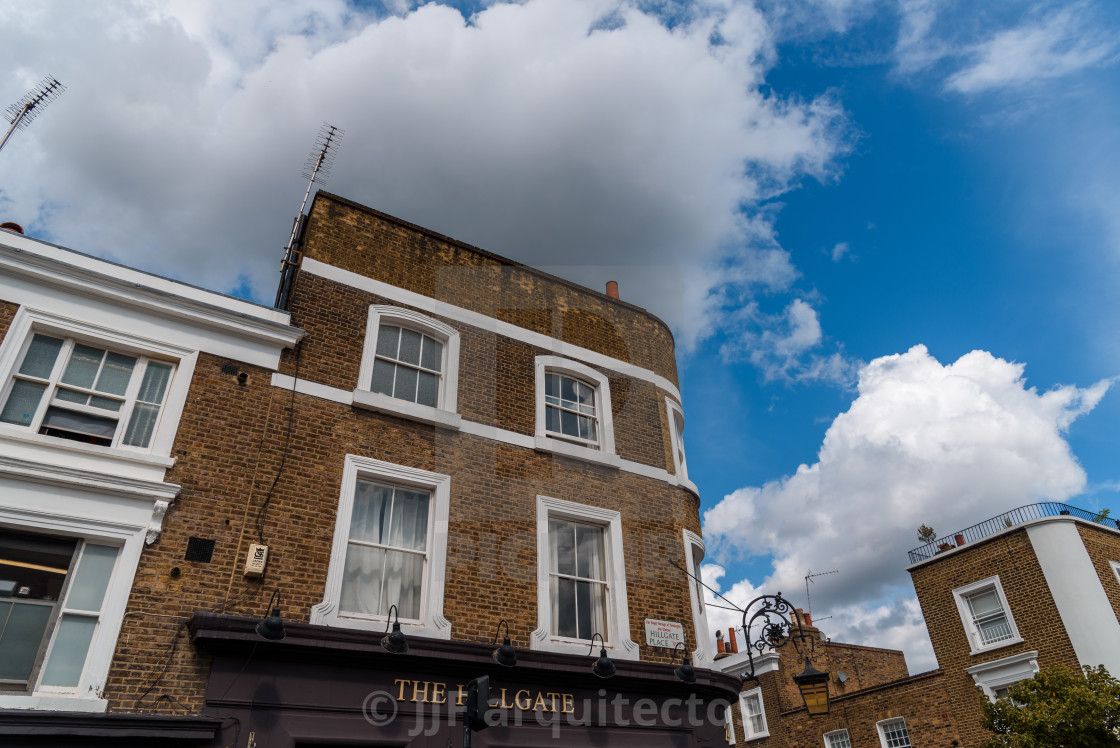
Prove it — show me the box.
[274,123,344,309]
[1,76,65,156]
[804,569,839,621]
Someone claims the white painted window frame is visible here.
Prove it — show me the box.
[683,529,712,666]
[965,649,1040,701]
[665,397,699,496]
[0,307,196,460]
[533,356,619,468]
[353,305,461,430]
[0,504,146,712]
[530,495,638,659]
[824,728,852,748]
[1111,560,1120,586]
[952,575,1023,655]
[725,704,737,744]
[311,454,452,639]
[739,686,769,740]
[876,717,912,748]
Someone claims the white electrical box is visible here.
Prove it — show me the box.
[245,544,269,577]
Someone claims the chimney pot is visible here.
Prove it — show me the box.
[605,280,619,299]
[1,222,24,234]
[727,628,739,654]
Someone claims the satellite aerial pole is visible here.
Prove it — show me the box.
[1,76,65,156]
[274,123,344,310]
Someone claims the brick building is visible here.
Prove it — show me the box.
[0,194,739,745]
[716,503,1120,748]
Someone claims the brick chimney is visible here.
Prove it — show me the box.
[605,281,619,299]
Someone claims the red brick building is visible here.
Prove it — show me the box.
[0,194,739,746]
[717,503,1120,748]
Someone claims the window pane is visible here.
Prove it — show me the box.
[545,373,559,398]
[420,336,442,372]
[394,365,418,402]
[545,406,560,434]
[0,530,76,599]
[388,489,430,551]
[398,328,422,365]
[827,731,851,748]
[94,352,137,396]
[54,387,91,405]
[60,344,104,389]
[122,402,159,447]
[41,407,118,440]
[350,482,393,544]
[340,544,386,616]
[137,362,172,405]
[549,520,575,574]
[65,544,118,612]
[560,376,577,405]
[39,614,98,687]
[882,720,911,748]
[560,409,579,437]
[552,576,577,638]
[18,335,64,378]
[383,549,424,620]
[575,580,593,640]
[0,601,53,682]
[968,590,1002,616]
[375,325,400,358]
[577,381,596,414]
[576,524,604,579]
[0,379,47,426]
[88,394,123,412]
[978,616,1013,644]
[371,359,395,396]
[578,414,597,441]
[416,371,439,407]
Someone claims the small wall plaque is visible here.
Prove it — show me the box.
[644,618,685,649]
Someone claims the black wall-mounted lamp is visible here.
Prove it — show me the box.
[588,633,615,679]
[492,620,517,667]
[381,604,409,654]
[674,642,696,684]
[738,592,830,716]
[792,657,830,716]
[255,590,285,641]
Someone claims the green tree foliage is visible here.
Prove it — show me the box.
[916,524,937,544]
[979,665,1120,747]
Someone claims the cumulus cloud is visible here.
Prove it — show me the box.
[0,0,848,361]
[830,240,849,262]
[701,344,1110,670]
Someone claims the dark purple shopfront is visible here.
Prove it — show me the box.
[191,614,739,747]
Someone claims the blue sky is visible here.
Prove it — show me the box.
[2,0,1118,670]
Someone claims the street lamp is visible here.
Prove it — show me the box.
[739,592,830,717]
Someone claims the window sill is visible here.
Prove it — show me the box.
[968,636,1025,656]
[528,630,641,660]
[0,694,108,712]
[744,733,770,742]
[0,426,176,468]
[352,389,462,430]
[534,435,620,469]
[310,600,452,640]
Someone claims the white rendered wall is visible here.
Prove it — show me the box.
[1027,520,1120,673]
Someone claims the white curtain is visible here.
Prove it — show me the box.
[341,482,429,620]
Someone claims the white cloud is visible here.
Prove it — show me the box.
[830,240,849,262]
[946,6,1118,94]
[718,297,861,385]
[0,0,847,358]
[702,344,1110,669]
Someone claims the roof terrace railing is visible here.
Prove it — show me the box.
[907,501,1118,564]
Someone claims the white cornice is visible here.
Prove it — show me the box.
[0,454,181,502]
[0,239,303,350]
[302,258,682,403]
